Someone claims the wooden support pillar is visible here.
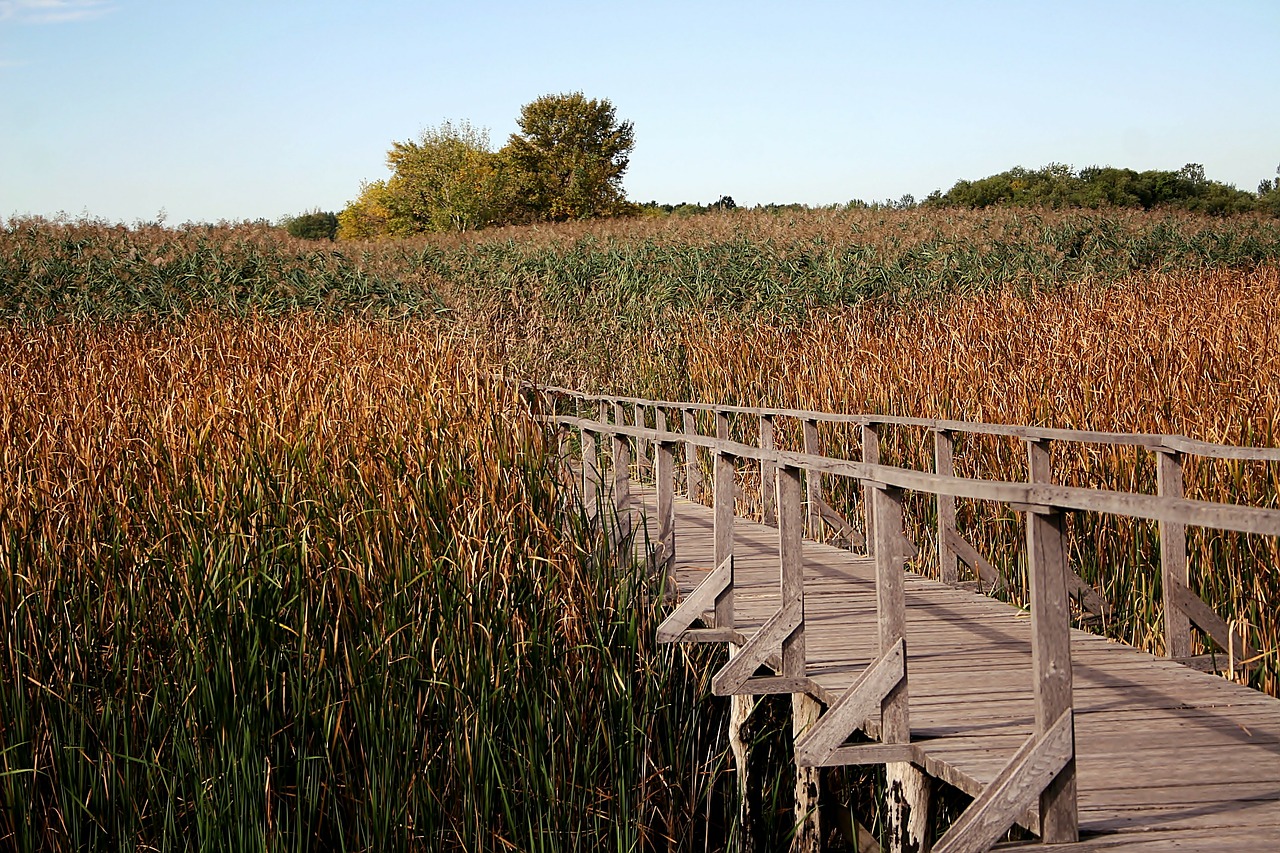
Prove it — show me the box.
[760,415,777,527]
[1026,439,1078,844]
[778,463,819,850]
[717,410,730,441]
[873,483,930,853]
[683,408,703,503]
[634,403,652,479]
[863,424,881,556]
[1157,449,1192,660]
[728,667,756,853]
[935,429,959,585]
[802,419,822,537]
[792,693,822,853]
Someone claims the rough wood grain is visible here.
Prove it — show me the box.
[935,429,959,585]
[1026,438,1078,844]
[1157,449,1192,660]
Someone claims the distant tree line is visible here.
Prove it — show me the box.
[332,93,635,240]
[926,162,1280,216]
[283,152,1280,241]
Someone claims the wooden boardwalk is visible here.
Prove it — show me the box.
[640,488,1280,851]
[538,386,1280,851]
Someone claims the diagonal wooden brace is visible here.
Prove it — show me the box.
[656,555,733,644]
[933,709,1074,853]
[710,603,803,696]
[794,638,906,767]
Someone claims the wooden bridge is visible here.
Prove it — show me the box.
[536,387,1280,852]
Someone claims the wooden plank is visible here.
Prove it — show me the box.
[760,415,777,527]
[936,428,959,585]
[794,639,906,766]
[1165,576,1257,666]
[580,427,599,508]
[540,384,1280,462]
[634,403,652,477]
[1026,438,1077,843]
[654,438,676,587]
[656,555,733,643]
[945,528,1003,591]
[714,450,735,629]
[553,416,1280,536]
[803,418,823,536]
[682,408,702,503]
[862,424,880,557]
[777,464,806,680]
[712,604,803,695]
[823,743,917,766]
[933,710,1074,853]
[1158,448,1193,660]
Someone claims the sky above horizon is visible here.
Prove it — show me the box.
[2,0,1278,225]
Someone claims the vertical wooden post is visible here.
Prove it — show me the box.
[613,403,633,540]
[655,439,676,588]
[778,465,805,675]
[1157,449,1192,660]
[683,408,703,503]
[719,444,752,849]
[716,410,730,441]
[634,403,652,479]
[802,419,822,537]
[778,463,819,851]
[935,429,959,585]
[760,415,777,527]
[873,483,930,853]
[1026,439,1078,844]
[862,424,881,557]
[714,448,736,629]
[581,428,599,509]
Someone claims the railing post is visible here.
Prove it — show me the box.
[1026,439,1078,844]
[779,463,818,849]
[714,448,735,628]
[581,427,599,509]
[1157,449,1192,660]
[872,482,930,852]
[716,410,730,441]
[683,408,703,503]
[935,429,959,585]
[634,403,652,480]
[655,437,677,588]
[613,402,632,539]
[802,419,822,537]
[862,423,881,556]
[760,415,777,527]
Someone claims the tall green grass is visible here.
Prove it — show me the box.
[0,318,738,851]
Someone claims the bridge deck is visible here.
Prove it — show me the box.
[638,489,1280,851]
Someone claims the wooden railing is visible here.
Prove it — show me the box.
[532,385,1280,850]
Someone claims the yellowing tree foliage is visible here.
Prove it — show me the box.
[338,95,634,238]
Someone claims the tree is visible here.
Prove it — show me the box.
[501,93,635,222]
[284,210,338,240]
[337,180,397,240]
[383,121,504,233]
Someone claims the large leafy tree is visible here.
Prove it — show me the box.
[384,121,504,233]
[501,93,635,222]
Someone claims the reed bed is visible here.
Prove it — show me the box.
[0,316,734,851]
[656,266,1280,693]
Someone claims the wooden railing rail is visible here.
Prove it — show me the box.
[531,385,1280,849]
[539,384,1280,462]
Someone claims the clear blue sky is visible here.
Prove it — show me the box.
[2,0,1277,224]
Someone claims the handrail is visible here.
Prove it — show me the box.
[549,415,1280,536]
[539,383,1280,462]
[536,384,1278,849]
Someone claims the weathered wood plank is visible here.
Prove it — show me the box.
[1026,438,1078,843]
